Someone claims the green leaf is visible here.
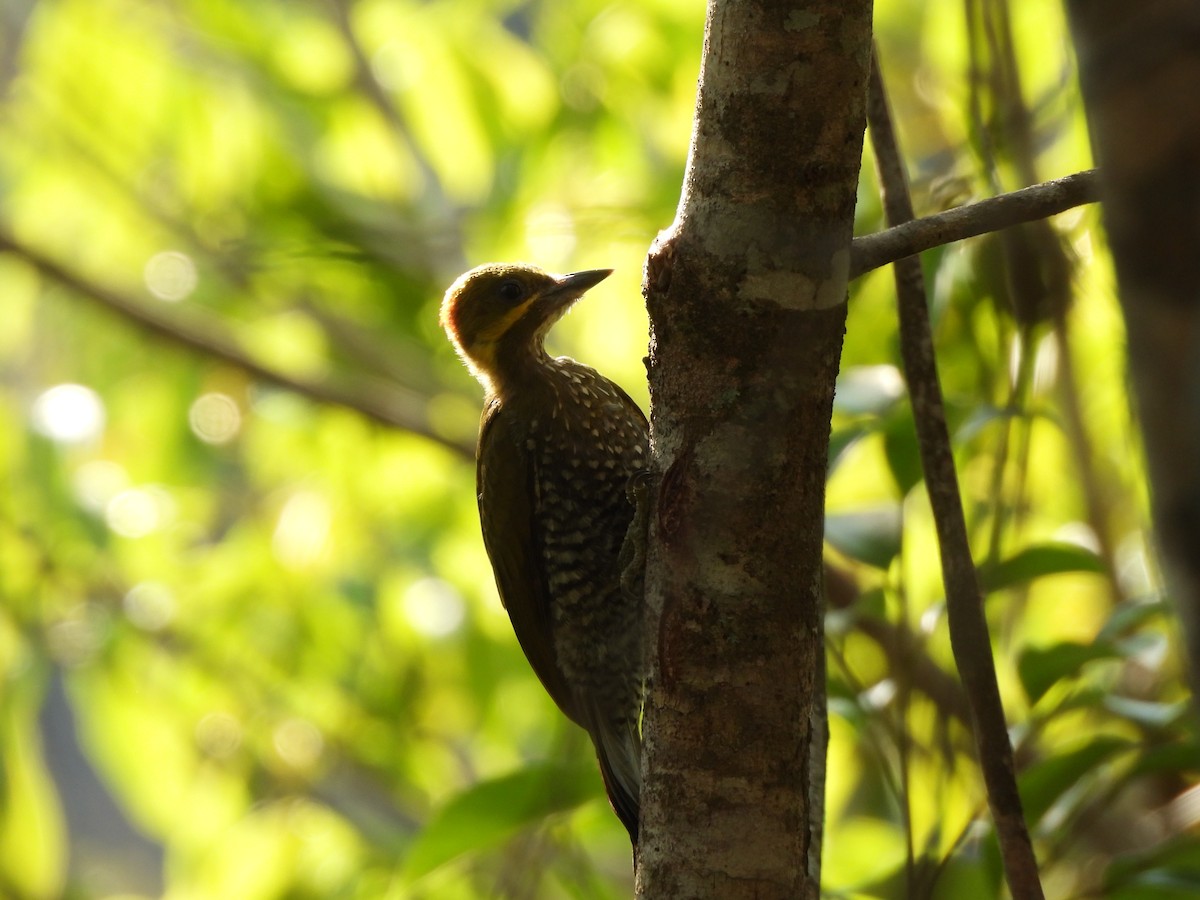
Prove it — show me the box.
[827,425,866,474]
[1017,640,1119,704]
[834,365,905,416]
[1098,597,1170,642]
[929,846,1004,900]
[1128,741,1200,780]
[955,404,1013,445]
[1019,736,1132,824]
[1103,695,1189,730]
[1105,836,1200,897]
[825,505,903,570]
[401,762,602,882]
[881,408,922,496]
[978,542,1105,593]
[1108,872,1200,900]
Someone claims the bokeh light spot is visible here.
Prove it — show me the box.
[403,577,466,638]
[144,251,198,302]
[196,711,243,760]
[106,487,175,538]
[273,491,332,569]
[860,678,897,711]
[123,581,176,631]
[31,383,106,444]
[274,718,324,770]
[47,604,109,667]
[72,460,130,513]
[189,392,242,444]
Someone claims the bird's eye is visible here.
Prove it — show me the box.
[498,280,524,302]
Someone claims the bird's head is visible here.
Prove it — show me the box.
[440,263,612,395]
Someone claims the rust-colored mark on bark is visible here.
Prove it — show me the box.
[658,444,693,543]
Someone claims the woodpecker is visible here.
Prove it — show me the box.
[440,262,648,845]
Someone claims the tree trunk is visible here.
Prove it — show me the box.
[1066,0,1200,691]
[636,1,874,896]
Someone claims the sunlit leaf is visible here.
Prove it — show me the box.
[828,425,867,473]
[823,816,907,891]
[1103,695,1190,730]
[978,542,1105,593]
[1017,640,1118,704]
[1020,736,1132,824]
[1097,597,1170,642]
[834,365,906,417]
[401,762,602,882]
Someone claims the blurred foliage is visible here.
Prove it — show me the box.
[0,0,1195,898]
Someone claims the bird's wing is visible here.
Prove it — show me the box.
[610,380,649,432]
[476,399,577,722]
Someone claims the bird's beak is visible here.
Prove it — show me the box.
[558,268,612,292]
[543,268,613,309]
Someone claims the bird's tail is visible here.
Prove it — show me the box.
[588,711,642,846]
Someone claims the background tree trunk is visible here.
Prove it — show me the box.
[1066,0,1200,692]
[636,1,874,896]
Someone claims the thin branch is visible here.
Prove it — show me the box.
[0,0,37,97]
[866,49,1045,900]
[849,169,1099,279]
[0,231,473,460]
[298,296,447,395]
[326,0,464,264]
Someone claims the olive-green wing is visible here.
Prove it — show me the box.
[476,399,577,723]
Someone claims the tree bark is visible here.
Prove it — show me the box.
[636,1,873,896]
[1066,0,1200,691]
